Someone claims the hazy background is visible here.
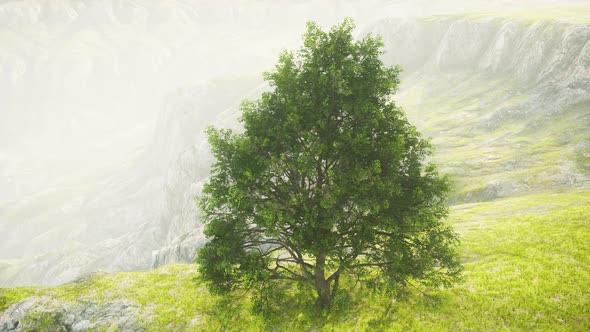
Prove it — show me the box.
[1,0,588,286]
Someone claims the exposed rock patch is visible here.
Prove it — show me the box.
[0,297,142,332]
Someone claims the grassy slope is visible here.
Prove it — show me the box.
[2,190,588,331]
[400,5,590,203]
[396,73,590,203]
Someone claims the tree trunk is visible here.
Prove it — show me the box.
[315,254,331,309]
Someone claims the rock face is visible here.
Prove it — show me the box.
[0,297,142,332]
[367,15,590,202]
[150,230,206,268]
[370,17,590,111]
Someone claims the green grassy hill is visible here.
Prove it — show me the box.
[1,191,588,331]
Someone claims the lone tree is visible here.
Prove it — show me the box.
[197,19,461,309]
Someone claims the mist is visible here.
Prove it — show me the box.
[1,0,588,286]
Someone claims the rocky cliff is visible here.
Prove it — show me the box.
[372,14,590,202]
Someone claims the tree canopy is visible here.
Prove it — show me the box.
[196,19,461,310]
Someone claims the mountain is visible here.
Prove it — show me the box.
[372,10,590,202]
[0,2,589,287]
[0,0,357,286]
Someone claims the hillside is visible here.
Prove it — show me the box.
[370,10,590,202]
[1,191,588,331]
[1,4,590,331]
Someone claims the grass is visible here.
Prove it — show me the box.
[396,72,590,203]
[0,287,36,312]
[1,190,588,331]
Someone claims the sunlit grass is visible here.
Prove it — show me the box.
[397,72,590,203]
[1,190,588,331]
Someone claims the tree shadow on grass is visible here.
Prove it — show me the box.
[203,282,456,331]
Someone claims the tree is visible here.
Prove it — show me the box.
[196,19,461,310]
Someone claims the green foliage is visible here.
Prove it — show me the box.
[196,18,461,310]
